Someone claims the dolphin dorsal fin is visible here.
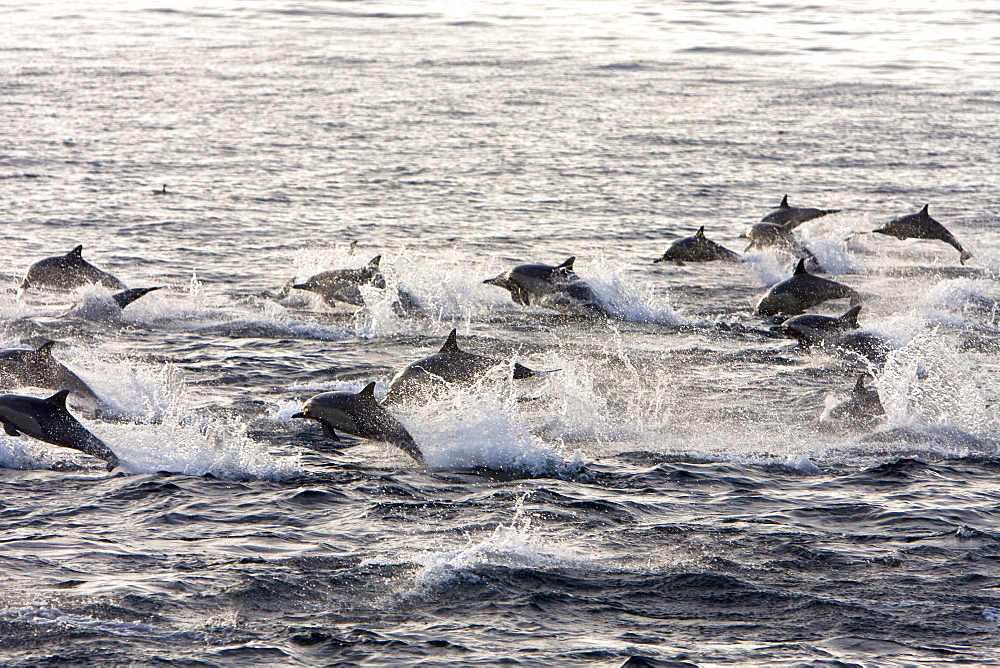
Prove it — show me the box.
[920,204,929,216]
[357,382,378,402]
[46,389,71,408]
[793,258,808,275]
[779,195,789,208]
[439,329,461,354]
[853,375,867,395]
[35,340,57,357]
[67,245,84,259]
[557,257,576,272]
[839,305,862,327]
[368,255,381,267]
[696,226,705,237]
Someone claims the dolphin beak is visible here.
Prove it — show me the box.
[291,283,309,291]
[653,256,665,264]
[291,411,306,419]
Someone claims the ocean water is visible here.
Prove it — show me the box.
[2,1,1000,665]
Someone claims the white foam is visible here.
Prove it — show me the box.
[879,332,989,434]
[97,413,300,480]
[400,377,574,474]
[585,256,686,324]
[742,251,791,287]
[4,605,206,640]
[398,495,585,597]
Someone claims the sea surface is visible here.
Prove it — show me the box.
[2,1,1000,665]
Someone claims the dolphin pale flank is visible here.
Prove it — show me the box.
[770,305,862,346]
[0,390,120,470]
[754,259,861,317]
[292,255,387,307]
[484,256,606,316]
[0,341,103,408]
[654,226,740,265]
[292,382,424,464]
[384,329,536,404]
[20,245,126,291]
[873,204,972,264]
[761,195,840,230]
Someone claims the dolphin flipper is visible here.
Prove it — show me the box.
[320,421,341,441]
[2,422,20,437]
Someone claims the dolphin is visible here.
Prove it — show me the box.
[484,256,606,316]
[873,204,972,264]
[653,226,740,264]
[770,305,862,346]
[292,255,386,307]
[20,245,126,291]
[0,390,120,470]
[761,195,840,230]
[754,258,861,317]
[835,330,893,369]
[292,382,424,464]
[384,329,536,404]
[824,375,885,425]
[741,222,822,270]
[742,222,798,251]
[0,341,103,409]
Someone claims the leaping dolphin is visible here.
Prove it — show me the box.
[761,195,840,230]
[484,256,606,316]
[384,329,537,404]
[653,227,740,265]
[292,255,386,307]
[754,259,861,317]
[0,341,103,409]
[873,204,972,264]
[0,390,120,470]
[20,245,126,291]
[770,306,862,346]
[292,382,424,464]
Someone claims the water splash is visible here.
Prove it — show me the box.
[879,332,989,434]
[401,494,584,596]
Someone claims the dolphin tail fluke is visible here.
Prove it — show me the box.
[958,247,973,265]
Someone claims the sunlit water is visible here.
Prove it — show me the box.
[2,1,1000,665]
